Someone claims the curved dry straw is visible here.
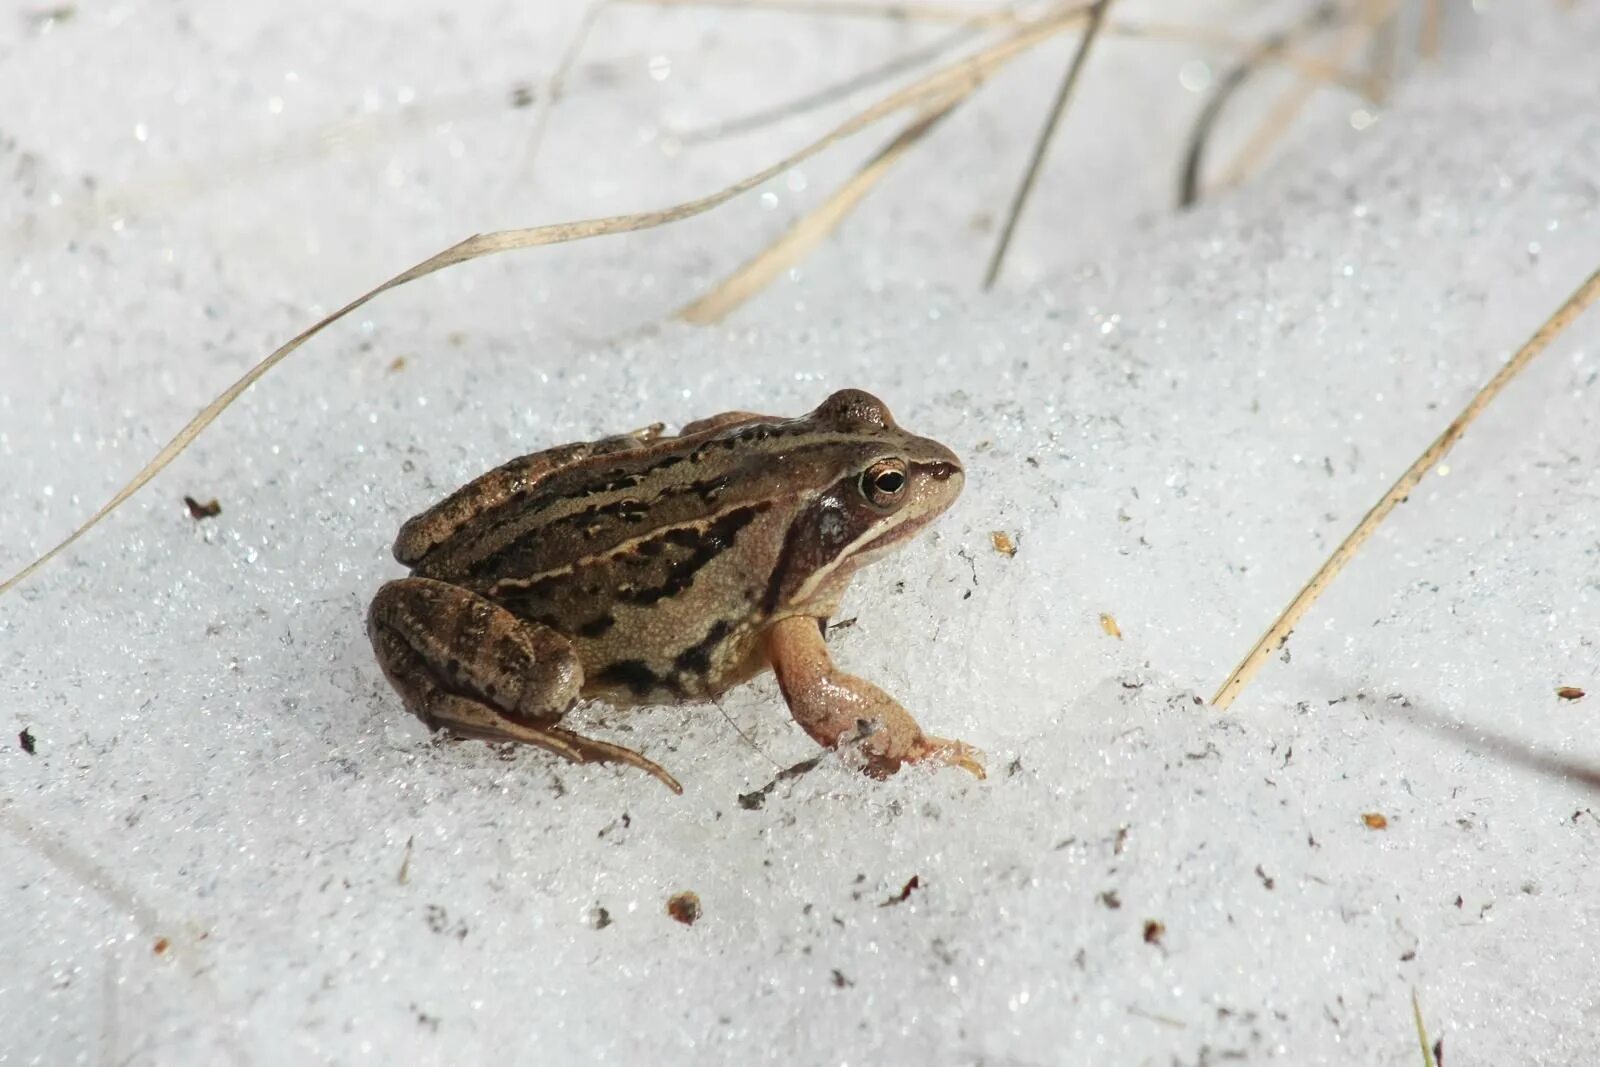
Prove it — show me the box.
[0,3,1087,599]
[1212,263,1600,711]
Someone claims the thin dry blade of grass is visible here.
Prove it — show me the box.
[617,0,1025,25]
[512,0,611,185]
[1411,990,1439,1067]
[1364,0,1401,101]
[675,21,984,145]
[0,3,1087,599]
[10,80,547,250]
[983,0,1111,288]
[1113,19,1360,86]
[1211,263,1600,710]
[1419,0,1443,58]
[1210,0,1397,194]
[679,93,970,324]
[1178,4,1340,208]
[683,15,1357,148]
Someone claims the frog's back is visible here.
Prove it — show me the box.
[397,413,884,702]
[391,390,947,703]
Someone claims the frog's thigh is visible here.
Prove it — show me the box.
[368,578,682,792]
[764,616,985,780]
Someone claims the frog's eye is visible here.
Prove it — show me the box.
[859,459,908,507]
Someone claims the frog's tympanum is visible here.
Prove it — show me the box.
[369,389,983,793]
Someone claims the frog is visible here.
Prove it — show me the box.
[367,388,984,793]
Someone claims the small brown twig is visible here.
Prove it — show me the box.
[1212,264,1600,710]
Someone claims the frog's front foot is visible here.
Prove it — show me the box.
[876,734,986,781]
[764,616,985,782]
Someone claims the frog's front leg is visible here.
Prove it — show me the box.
[764,615,984,780]
[368,578,682,793]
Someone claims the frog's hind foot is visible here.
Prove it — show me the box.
[544,724,683,794]
[427,698,683,795]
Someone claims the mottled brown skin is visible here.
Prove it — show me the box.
[368,389,983,792]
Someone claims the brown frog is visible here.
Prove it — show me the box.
[368,388,983,793]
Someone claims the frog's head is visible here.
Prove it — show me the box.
[772,389,964,615]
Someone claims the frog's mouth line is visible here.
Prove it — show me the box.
[782,459,963,608]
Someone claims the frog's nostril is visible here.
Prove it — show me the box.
[916,461,962,482]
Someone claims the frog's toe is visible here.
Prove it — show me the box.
[919,736,986,780]
[860,734,986,781]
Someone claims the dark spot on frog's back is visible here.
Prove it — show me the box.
[621,504,766,607]
[595,660,660,697]
[576,613,616,638]
[674,619,732,677]
[690,475,729,502]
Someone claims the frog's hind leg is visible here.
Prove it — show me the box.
[368,578,682,793]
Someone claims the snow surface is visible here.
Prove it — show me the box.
[3,2,1599,1064]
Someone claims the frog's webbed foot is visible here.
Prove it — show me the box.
[368,578,682,793]
[763,615,985,781]
[885,734,986,780]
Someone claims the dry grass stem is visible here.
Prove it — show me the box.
[983,0,1112,289]
[1418,0,1442,57]
[513,0,612,185]
[675,22,984,144]
[617,0,1026,25]
[0,2,1090,598]
[1211,0,1396,194]
[1363,0,1401,101]
[1178,4,1339,208]
[12,83,546,249]
[1411,990,1439,1067]
[679,94,969,324]
[1211,263,1600,710]
[684,16,1361,148]
[1113,20,1360,87]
